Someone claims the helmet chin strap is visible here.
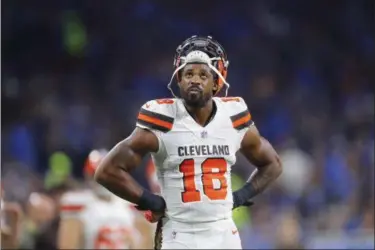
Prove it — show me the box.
[167,62,186,98]
[167,50,230,98]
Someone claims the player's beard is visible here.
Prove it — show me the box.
[181,89,211,108]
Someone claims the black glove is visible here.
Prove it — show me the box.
[135,190,166,213]
[232,182,257,209]
[233,192,254,210]
[232,199,254,210]
[241,199,254,208]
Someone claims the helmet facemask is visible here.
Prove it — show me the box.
[168,36,230,98]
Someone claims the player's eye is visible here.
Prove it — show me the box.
[185,72,193,78]
[200,73,207,79]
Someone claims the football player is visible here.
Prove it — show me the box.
[1,187,23,249]
[57,149,145,249]
[95,36,282,249]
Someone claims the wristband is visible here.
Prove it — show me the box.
[233,182,257,209]
[137,190,166,212]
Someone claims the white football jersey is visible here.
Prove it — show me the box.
[136,97,253,223]
[60,190,138,249]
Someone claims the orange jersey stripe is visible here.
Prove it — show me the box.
[232,113,251,127]
[60,204,85,212]
[138,113,173,130]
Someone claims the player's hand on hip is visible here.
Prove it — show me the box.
[233,199,254,210]
[135,192,166,223]
[136,191,166,213]
[143,210,164,223]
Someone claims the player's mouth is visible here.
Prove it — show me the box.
[188,86,202,94]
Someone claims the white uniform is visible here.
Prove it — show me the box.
[136,97,253,249]
[60,190,140,249]
[0,198,7,231]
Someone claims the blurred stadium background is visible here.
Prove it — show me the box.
[1,0,374,249]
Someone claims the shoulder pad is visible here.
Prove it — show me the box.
[60,190,94,213]
[217,97,254,130]
[136,99,176,133]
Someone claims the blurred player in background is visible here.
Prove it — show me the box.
[95,35,282,249]
[32,183,74,250]
[57,149,147,249]
[1,187,23,249]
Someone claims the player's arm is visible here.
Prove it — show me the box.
[94,127,165,212]
[132,213,155,248]
[57,195,85,249]
[233,125,282,208]
[1,202,23,249]
[57,217,83,249]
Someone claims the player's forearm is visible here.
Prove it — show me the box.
[57,219,83,249]
[95,142,166,212]
[97,166,144,203]
[248,159,282,194]
[94,142,144,204]
[233,158,282,207]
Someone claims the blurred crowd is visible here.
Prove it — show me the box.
[1,0,374,249]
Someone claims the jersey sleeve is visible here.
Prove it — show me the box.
[59,191,90,219]
[135,99,176,157]
[225,97,254,130]
[136,99,175,133]
[219,97,255,150]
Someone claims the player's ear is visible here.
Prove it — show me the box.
[212,83,218,92]
[177,71,183,86]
